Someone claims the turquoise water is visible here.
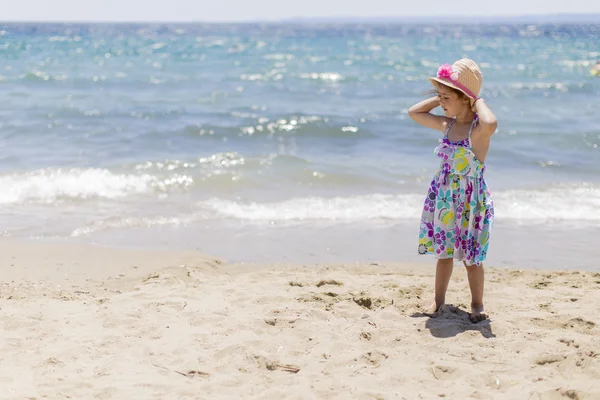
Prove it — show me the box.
[0,22,598,267]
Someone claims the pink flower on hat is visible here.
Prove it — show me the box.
[437,64,453,79]
[437,64,460,81]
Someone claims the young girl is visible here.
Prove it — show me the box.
[407,58,497,323]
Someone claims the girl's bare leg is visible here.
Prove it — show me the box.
[431,258,454,312]
[465,263,487,323]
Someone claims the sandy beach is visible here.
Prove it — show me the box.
[1,239,599,399]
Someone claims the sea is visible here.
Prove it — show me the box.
[0,22,598,270]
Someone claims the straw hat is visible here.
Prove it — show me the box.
[429,58,483,105]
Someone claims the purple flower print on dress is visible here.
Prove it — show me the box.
[429,178,441,193]
[465,181,473,203]
[429,178,438,190]
[474,215,483,230]
[434,228,446,246]
[460,234,469,252]
[424,190,436,212]
[422,221,435,238]
[434,228,448,254]
[468,236,481,260]
[441,162,451,175]
[437,144,451,160]
[440,161,452,185]
[423,181,438,212]
[435,244,446,254]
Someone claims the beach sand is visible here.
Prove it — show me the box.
[1,239,599,399]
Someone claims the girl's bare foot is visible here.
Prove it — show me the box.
[425,301,445,316]
[469,303,488,323]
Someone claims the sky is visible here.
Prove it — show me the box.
[2,0,600,22]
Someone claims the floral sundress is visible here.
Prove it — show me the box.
[418,117,494,266]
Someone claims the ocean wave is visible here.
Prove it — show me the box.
[177,116,375,139]
[71,215,196,237]
[66,184,600,237]
[197,185,600,222]
[0,168,192,205]
[128,152,379,189]
[133,152,247,172]
[198,194,420,221]
[128,151,394,189]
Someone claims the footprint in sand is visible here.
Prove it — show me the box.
[288,281,306,287]
[536,388,599,400]
[534,354,567,366]
[558,338,579,348]
[360,351,388,367]
[530,317,596,335]
[297,292,343,309]
[315,279,344,288]
[563,318,597,333]
[263,312,299,327]
[531,280,553,289]
[394,285,426,300]
[573,350,599,368]
[430,364,458,380]
[351,292,392,310]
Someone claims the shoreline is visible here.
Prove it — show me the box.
[1,238,599,398]
[23,217,600,272]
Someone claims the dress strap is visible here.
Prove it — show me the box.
[468,114,478,140]
[445,119,456,137]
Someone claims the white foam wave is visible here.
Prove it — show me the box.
[0,168,192,205]
[495,186,600,221]
[67,185,600,237]
[199,186,600,222]
[201,194,420,221]
[71,215,195,237]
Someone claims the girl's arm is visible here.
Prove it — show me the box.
[407,96,449,133]
[473,99,498,136]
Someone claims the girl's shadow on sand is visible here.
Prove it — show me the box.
[411,305,495,339]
